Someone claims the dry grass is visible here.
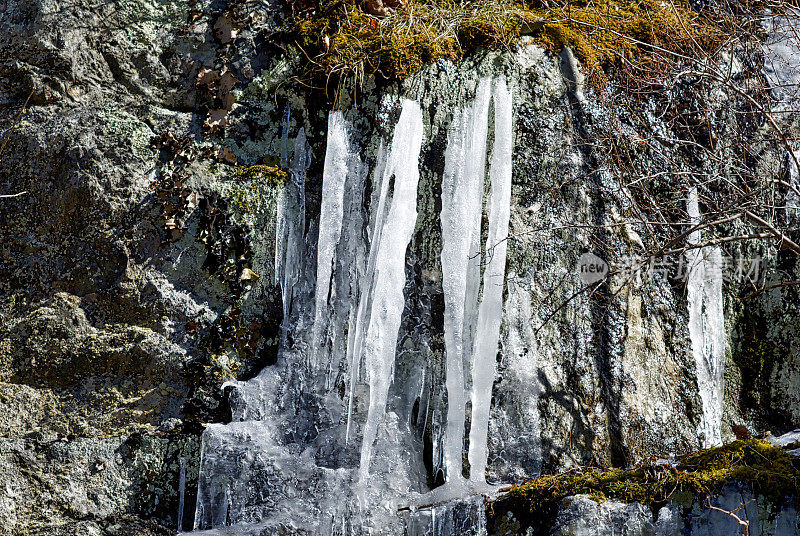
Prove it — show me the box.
[286,0,738,89]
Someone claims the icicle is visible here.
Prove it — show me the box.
[686,187,726,447]
[280,106,291,166]
[346,141,389,446]
[468,77,513,484]
[462,80,493,391]
[358,99,424,480]
[440,78,492,487]
[177,457,186,530]
[311,112,353,368]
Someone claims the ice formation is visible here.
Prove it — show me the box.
[440,77,492,487]
[357,100,424,480]
[467,77,513,484]
[275,127,308,337]
[192,80,516,534]
[311,112,354,369]
[686,187,726,447]
[440,76,514,487]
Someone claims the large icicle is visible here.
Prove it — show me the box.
[686,187,726,447]
[440,78,492,486]
[358,99,424,480]
[467,77,513,484]
[311,112,353,368]
[346,140,389,445]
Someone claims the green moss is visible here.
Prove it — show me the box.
[235,164,290,184]
[285,0,730,86]
[678,439,799,502]
[489,440,800,534]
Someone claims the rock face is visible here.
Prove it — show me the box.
[551,489,800,536]
[1,0,799,534]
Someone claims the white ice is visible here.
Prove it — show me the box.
[686,187,726,447]
[468,77,513,484]
[358,99,424,480]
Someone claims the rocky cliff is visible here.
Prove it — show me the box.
[1,0,799,534]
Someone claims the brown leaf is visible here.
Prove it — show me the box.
[217,146,238,165]
[196,66,219,87]
[213,14,239,44]
[204,109,229,133]
[364,0,388,17]
[218,70,239,110]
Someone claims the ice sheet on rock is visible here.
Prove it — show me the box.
[552,496,663,536]
[405,494,487,536]
[358,99,424,480]
[275,128,309,331]
[766,428,800,447]
[763,13,800,222]
[686,187,726,447]
[194,421,353,531]
[493,275,542,481]
[787,150,800,220]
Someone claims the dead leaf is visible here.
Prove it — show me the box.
[196,66,219,87]
[364,0,388,17]
[217,147,238,165]
[218,70,238,110]
[214,14,239,44]
[204,109,229,133]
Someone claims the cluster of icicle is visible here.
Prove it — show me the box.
[686,187,726,448]
[312,100,426,481]
[190,76,514,535]
[440,76,513,490]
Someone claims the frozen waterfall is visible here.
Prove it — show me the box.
[686,187,726,447]
[191,80,517,534]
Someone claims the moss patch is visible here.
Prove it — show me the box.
[488,440,800,534]
[286,0,732,87]
[235,164,290,184]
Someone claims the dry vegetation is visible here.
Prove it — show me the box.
[285,0,749,87]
